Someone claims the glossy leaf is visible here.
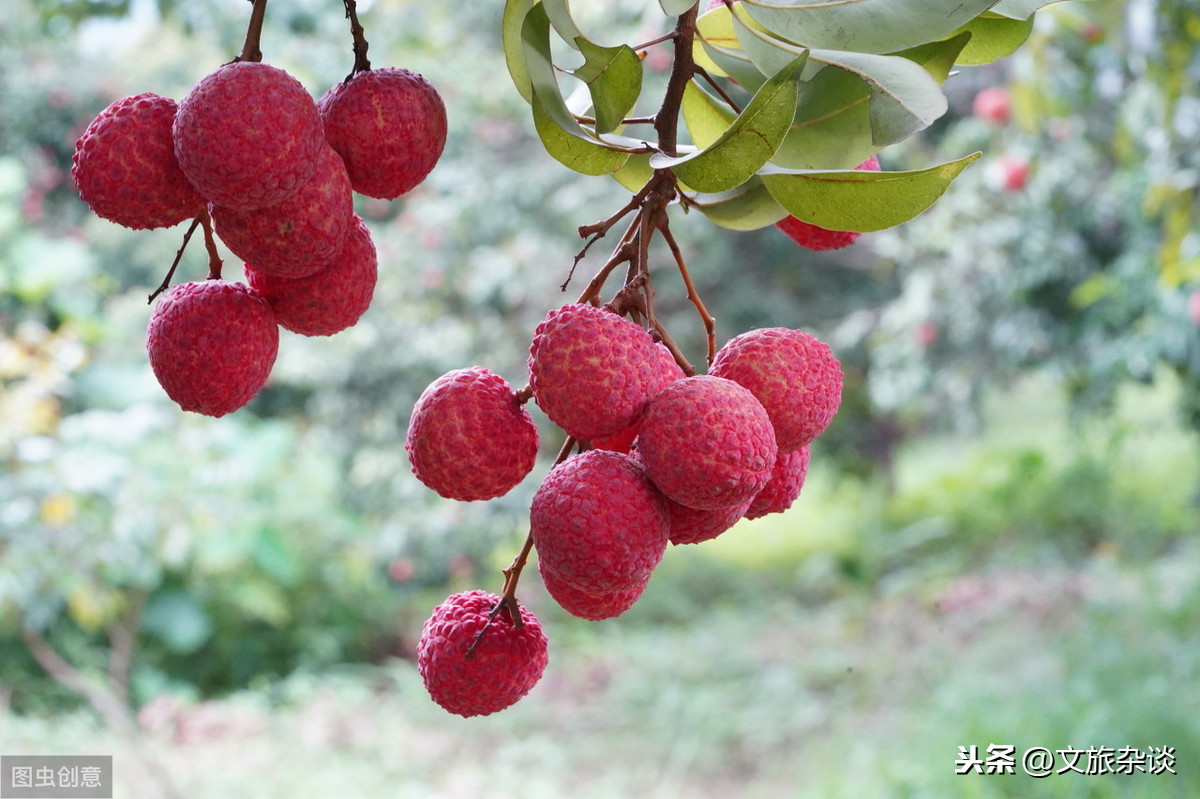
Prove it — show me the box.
[689,179,789,230]
[772,65,874,169]
[660,0,699,15]
[522,5,634,174]
[990,0,1063,20]
[651,54,807,193]
[741,0,998,54]
[502,0,538,103]
[760,152,982,232]
[542,0,584,49]
[612,153,655,193]
[682,80,736,149]
[897,32,973,83]
[810,48,949,146]
[573,39,643,134]
[533,96,630,175]
[952,14,1035,65]
[695,5,767,90]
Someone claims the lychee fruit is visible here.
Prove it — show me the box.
[173,61,324,211]
[972,86,1011,125]
[667,497,751,546]
[994,154,1031,192]
[774,155,881,251]
[211,143,354,278]
[1188,289,1200,328]
[405,366,540,502]
[589,342,686,452]
[528,304,668,442]
[146,279,279,417]
[637,375,777,511]
[744,445,810,520]
[708,327,842,452]
[318,67,447,200]
[417,590,548,717]
[538,560,646,621]
[244,215,377,336]
[530,449,669,595]
[71,93,205,229]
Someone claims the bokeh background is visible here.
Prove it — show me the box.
[1,0,1198,796]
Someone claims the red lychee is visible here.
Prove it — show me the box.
[744,445,810,520]
[405,366,540,502]
[417,590,548,717]
[528,304,667,442]
[146,279,279,417]
[972,86,1011,125]
[71,93,205,229]
[637,375,777,511]
[530,449,669,595]
[667,497,751,546]
[244,215,377,336]
[774,155,881,251]
[589,342,686,452]
[211,144,354,279]
[1188,289,1200,328]
[994,155,1031,192]
[708,327,842,452]
[173,61,324,211]
[538,560,646,621]
[318,67,447,200]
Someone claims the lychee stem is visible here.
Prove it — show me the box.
[234,0,268,64]
[340,0,372,80]
[659,218,716,364]
[148,213,204,303]
[466,436,578,657]
[198,210,224,280]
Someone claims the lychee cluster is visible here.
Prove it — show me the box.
[72,61,446,417]
[408,303,842,716]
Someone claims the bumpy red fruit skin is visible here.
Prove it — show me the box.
[708,327,842,452]
[590,342,685,452]
[71,93,205,229]
[417,590,548,718]
[244,215,377,336]
[745,445,810,520]
[146,280,279,417]
[530,450,669,595]
[539,560,646,621]
[774,156,880,251]
[529,304,665,442]
[318,67,447,200]
[405,366,539,501]
[667,497,752,546]
[174,62,323,211]
[637,375,777,511]
[211,144,353,278]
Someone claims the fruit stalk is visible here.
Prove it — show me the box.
[235,0,269,64]
[340,0,372,78]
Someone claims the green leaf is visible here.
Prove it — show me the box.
[695,5,767,90]
[612,153,655,193]
[660,0,699,15]
[730,6,810,78]
[142,591,213,654]
[522,4,634,175]
[689,178,789,230]
[952,14,1035,65]
[990,0,1063,20]
[741,0,999,54]
[772,65,874,169]
[534,96,630,175]
[809,48,948,146]
[760,152,981,232]
[651,53,807,192]
[573,39,643,134]
[503,0,538,103]
[682,80,737,149]
[896,32,973,83]
[543,0,584,49]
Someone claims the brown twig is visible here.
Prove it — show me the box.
[659,217,717,364]
[148,214,203,303]
[341,0,372,80]
[466,436,579,657]
[694,64,744,114]
[234,0,268,64]
[199,208,223,280]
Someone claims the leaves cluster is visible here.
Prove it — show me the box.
[502,0,1059,235]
